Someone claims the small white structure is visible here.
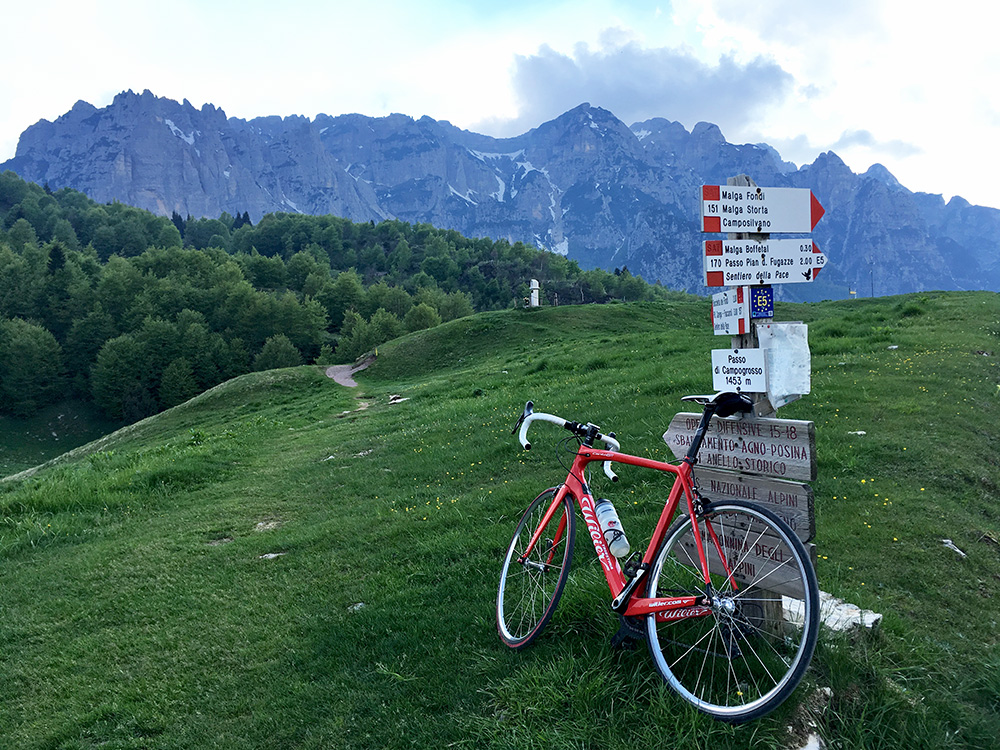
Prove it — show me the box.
[529,279,540,307]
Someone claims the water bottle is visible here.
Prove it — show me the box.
[595,498,630,558]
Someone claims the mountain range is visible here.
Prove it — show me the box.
[5,89,1000,300]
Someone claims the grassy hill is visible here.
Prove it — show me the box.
[2,291,999,749]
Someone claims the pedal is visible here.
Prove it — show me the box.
[610,615,645,650]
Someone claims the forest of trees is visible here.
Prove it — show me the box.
[0,171,666,424]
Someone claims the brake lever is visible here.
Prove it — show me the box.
[511,401,534,435]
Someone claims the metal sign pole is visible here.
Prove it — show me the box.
[727,174,776,417]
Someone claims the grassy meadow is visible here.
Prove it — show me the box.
[1,291,999,749]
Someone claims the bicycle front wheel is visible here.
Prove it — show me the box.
[645,500,819,722]
[497,487,575,649]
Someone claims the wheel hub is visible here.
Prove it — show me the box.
[713,595,737,615]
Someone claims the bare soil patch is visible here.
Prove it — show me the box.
[325,355,375,387]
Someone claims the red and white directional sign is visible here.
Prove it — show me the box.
[702,185,825,234]
[711,287,750,335]
[704,239,827,286]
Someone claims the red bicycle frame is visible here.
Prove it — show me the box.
[519,446,734,621]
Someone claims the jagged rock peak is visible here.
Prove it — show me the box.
[691,121,726,143]
[801,150,850,174]
[69,100,97,115]
[863,163,903,189]
[557,103,621,126]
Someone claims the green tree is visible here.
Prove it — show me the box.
[0,317,65,417]
[339,310,363,339]
[41,242,94,341]
[337,308,404,362]
[403,302,441,332]
[314,343,335,366]
[421,254,460,288]
[133,317,181,391]
[64,304,117,396]
[216,337,250,381]
[322,269,365,330]
[159,357,199,408]
[254,334,302,371]
[274,293,327,361]
[96,256,145,327]
[170,211,186,236]
[184,218,230,250]
[388,238,413,276]
[286,250,324,292]
[7,218,39,251]
[368,308,404,343]
[91,334,152,421]
[114,220,149,257]
[90,224,118,260]
[176,313,220,389]
[51,218,80,251]
[0,243,32,318]
[237,250,287,290]
[364,280,412,319]
[439,291,474,321]
[612,268,647,302]
[156,221,183,248]
[302,271,329,300]
[0,170,31,211]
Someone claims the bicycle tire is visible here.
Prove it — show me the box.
[497,488,575,649]
[645,500,819,722]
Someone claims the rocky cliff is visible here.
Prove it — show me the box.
[5,90,999,300]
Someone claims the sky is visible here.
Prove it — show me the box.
[3,0,999,209]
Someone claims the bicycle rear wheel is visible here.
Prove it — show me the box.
[645,500,819,722]
[497,488,575,649]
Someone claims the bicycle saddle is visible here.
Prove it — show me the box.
[681,392,754,418]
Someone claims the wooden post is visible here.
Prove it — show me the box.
[727,174,776,418]
[725,175,782,621]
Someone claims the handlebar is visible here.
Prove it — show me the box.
[513,401,621,482]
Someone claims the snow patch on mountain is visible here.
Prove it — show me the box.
[449,184,478,205]
[164,119,195,145]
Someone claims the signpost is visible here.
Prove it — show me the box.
[701,185,825,234]
[704,239,827,286]
[663,412,817,482]
[686,175,828,595]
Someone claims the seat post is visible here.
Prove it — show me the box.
[684,404,718,463]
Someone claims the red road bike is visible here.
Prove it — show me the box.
[497,392,819,722]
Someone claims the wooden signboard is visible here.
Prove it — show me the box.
[663,413,816,482]
[673,529,816,598]
[693,467,815,543]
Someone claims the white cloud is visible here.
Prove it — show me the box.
[830,130,921,159]
[666,0,1000,205]
[482,38,793,137]
[1,0,999,208]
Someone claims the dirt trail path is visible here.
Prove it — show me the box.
[325,355,375,387]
